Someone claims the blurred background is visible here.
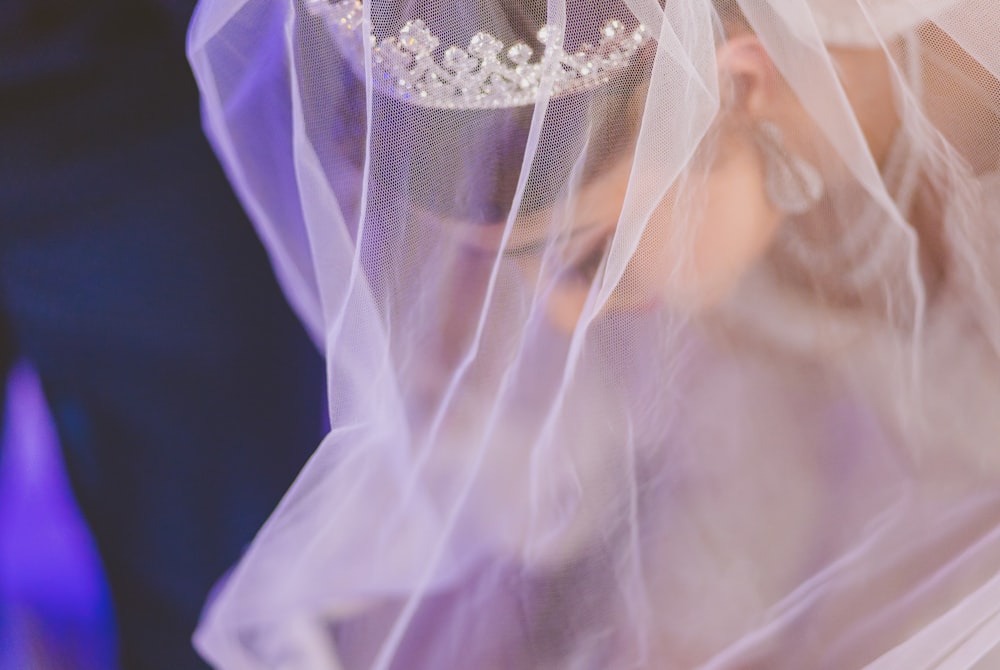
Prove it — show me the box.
[0,363,115,670]
[0,2,326,668]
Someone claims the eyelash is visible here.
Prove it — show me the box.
[564,237,610,284]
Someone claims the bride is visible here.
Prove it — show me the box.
[188,0,1000,667]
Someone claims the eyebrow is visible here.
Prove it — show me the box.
[501,220,608,258]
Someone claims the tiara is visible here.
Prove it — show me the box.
[306,0,649,109]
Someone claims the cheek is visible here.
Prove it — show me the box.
[621,136,782,313]
[544,284,592,333]
[522,138,782,333]
[689,145,782,305]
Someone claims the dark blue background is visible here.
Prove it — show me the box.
[0,2,327,667]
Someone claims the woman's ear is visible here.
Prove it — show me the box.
[716,35,779,119]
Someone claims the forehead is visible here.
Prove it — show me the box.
[424,155,635,253]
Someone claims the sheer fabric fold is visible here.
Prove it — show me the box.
[188,0,1000,667]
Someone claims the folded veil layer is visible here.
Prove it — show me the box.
[188,0,1000,667]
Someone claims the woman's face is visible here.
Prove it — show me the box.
[449,40,899,334]
[455,128,783,333]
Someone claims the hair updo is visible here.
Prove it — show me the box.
[312,0,652,222]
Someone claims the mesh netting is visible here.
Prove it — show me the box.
[189,0,1000,667]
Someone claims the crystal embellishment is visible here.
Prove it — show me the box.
[306,0,649,109]
[398,20,438,54]
[468,33,504,59]
[507,43,533,65]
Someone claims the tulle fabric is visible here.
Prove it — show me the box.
[188,0,1000,667]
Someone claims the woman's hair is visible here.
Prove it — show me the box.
[713,0,749,28]
[367,71,648,221]
[320,0,651,222]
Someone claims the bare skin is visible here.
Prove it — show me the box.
[452,32,953,333]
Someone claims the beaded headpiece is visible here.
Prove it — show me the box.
[306,0,649,109]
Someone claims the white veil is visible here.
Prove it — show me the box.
[188,0,1000,667]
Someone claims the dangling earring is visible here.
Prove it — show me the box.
[757,121,824,216]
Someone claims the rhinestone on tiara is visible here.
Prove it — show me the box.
[306,0,649,109]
